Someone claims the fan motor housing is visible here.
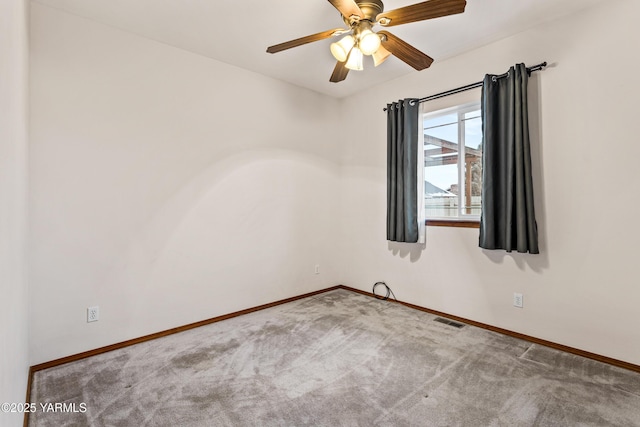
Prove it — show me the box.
[355,0,384,21]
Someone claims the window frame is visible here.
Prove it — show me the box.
[422,101,482,228]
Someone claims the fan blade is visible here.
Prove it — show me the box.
[330,61,350,83]
[379,31,434,70]
[328,0,364,20]
[267,28,344,54]
[377,0,466,27]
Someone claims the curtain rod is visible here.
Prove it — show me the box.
[383,62,547,111]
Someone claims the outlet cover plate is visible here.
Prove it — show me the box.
[513,293,523,308]
[87,306,99,322]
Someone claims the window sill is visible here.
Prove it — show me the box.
[426,219,480,229]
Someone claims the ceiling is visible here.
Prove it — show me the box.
[33,0,607,98]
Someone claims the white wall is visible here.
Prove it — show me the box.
[29,4,343,364]
[29,0,640,370]
[0,0,29,426]
[338,0,640,365]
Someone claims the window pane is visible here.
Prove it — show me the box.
[464,111,482,148]
[423,103,482,221]
[463,111,482,216]
[424,114,459,218]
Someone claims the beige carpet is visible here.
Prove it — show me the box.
[29,289,640,426]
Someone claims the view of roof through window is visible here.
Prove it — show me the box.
[424,104,482,219]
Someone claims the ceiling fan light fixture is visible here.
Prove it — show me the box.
[330,35,355,62]
[345,47,364,71]
[267,0,468,83]
[372,45,391,66]
[358,29,381,55]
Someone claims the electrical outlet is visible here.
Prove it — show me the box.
[314,264,320,275]
[513,293,523,308]
[87,306,99,322]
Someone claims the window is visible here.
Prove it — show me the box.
[423,102,482,225]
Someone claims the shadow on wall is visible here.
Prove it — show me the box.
[101,148,341,326]
[482,69,552,274]
[388,241,426,262]
[482,249,549,273]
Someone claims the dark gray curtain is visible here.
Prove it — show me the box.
[387,99,419,243]
[480,64,539,253]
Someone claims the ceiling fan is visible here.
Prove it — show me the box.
[266,0,467,83]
